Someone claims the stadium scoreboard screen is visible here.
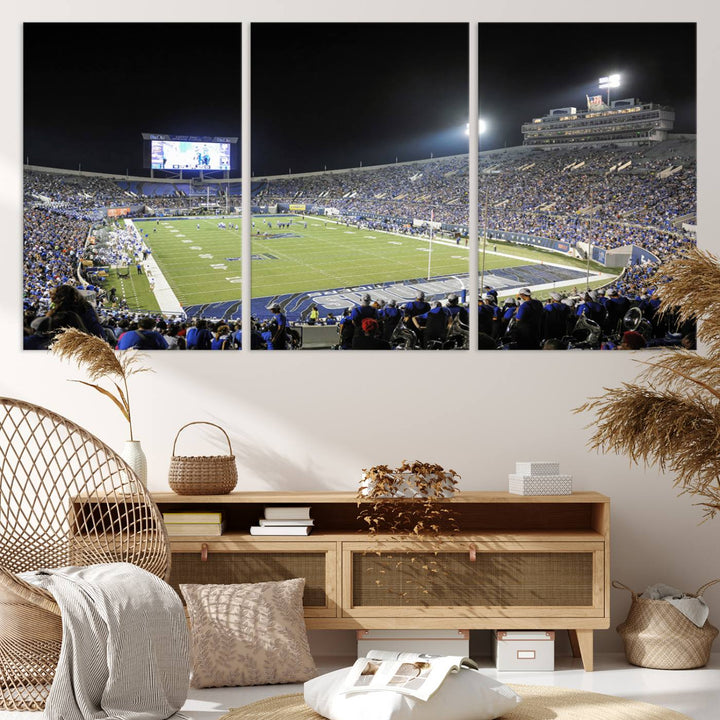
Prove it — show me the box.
[142,133,237,171]
[151,140,231,170]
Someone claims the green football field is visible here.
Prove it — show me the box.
[134,217,243,307]
[251,217,478,297]
[131,215,609,309]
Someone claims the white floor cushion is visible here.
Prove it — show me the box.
[304,666,521,720]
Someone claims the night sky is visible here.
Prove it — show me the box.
[23,23,243,175]
[251,23,468,176]
[477,23,697,152]
[23,22,695,177]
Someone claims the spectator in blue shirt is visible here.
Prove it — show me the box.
[512,288,543,349]
[351,294,378,327]
[117,317,168,350]
[403,291,431,321]
[379,299,402,341]
[412,301,451,348]
[269,304,288,350]
[210,324,233,350]
[543,292,572,340]
[186,319,213,350]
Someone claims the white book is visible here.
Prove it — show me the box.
[250,525,312,536]
[166,522,225,537]
[163,511,222,524]
[264,506,312,520]
[258,518,314,527]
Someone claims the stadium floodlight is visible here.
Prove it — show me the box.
[599,74,621,88]
[465,118,487,136]
[599,74,621,105]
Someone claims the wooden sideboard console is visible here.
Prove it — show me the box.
[148,490,609,671]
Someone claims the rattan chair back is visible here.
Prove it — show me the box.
[0,397,170,710]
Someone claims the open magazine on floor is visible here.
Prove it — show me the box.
[338,649,479,702]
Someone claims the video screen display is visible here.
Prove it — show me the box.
[150,140,232,170]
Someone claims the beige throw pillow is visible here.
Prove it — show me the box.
[180,578,317,688]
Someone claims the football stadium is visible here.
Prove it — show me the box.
[23,20,697,352]
[23,124,697,350]
[23,18,696,352]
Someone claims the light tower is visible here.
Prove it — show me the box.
[469,119,489,294]
[466,118,488,136]
[599,74,621,106]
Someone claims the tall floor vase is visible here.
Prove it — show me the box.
[121,440,147,487]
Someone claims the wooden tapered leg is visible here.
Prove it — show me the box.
[568,629,581,658]
[568,629,594,671]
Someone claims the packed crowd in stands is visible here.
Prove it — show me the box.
[23,137,696,349]
[23,287,292,351]
[256,143,695,238]
[23,208,93,315]
[22,280,695,351]
[471,284,695,352]
[24,172,130,214]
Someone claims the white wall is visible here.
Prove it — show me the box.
[5,0,720,655]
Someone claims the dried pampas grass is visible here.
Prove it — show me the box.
[51,328,151,441]
[578,247,720,521]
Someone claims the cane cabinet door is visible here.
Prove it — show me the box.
[169,539,338,617]
[342,540,604,619]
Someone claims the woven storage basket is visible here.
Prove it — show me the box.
[168,421,238,495]
[614,579,720,669]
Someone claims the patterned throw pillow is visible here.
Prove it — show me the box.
[180,578,317,688]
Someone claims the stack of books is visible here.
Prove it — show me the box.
[508,461,573,496]
[250,506,313,535]
[163,511,225,536]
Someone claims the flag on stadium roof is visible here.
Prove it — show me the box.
[586,94,606,111]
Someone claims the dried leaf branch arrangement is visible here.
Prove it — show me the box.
[577,247,720,520]
[358,461,461,537]
[357,461,460,605]
[51,328,151,442]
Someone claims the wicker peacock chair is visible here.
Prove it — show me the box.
[0,397,171,711]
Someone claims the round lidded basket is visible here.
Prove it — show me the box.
[613,579,720,669]
[168,422,238,495]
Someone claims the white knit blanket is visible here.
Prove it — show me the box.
[642,583,710,628]
[20,562,189,720]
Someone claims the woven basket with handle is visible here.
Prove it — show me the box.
[168,421,238,495]
[614,579,720,669]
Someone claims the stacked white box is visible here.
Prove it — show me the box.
[493,631,555,672]
[508,474,573,495]
[509,462,572,495]
[515,461,560,476]
[357,629,469,658]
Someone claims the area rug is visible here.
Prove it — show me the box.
[221,684,691,720]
